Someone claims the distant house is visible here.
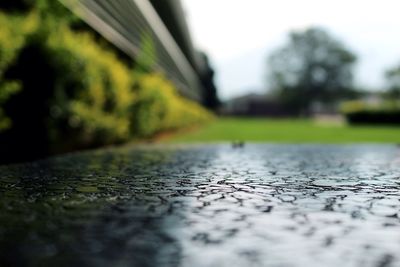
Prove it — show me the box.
[221,93,291,117]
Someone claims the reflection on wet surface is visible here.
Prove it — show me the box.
[0,144,400,267]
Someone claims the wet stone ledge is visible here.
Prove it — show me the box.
[0,144,400,267]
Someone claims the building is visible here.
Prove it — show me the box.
[60,0,208,101]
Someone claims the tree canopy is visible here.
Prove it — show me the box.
[267,27,357,114]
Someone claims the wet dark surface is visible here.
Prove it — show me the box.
[0,144,400,267]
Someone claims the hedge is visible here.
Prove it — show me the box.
[0,10,212,159]
[0,12,38,130]
[131,73,212,137]
[45,24,135,146]
[341,100,400,125]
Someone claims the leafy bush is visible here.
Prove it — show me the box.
[0,12,38,130]
[45,24,135,146]
[46,26,212,144]
[131,73,212,137]
[341,100,400,124]
[0,10,212,158]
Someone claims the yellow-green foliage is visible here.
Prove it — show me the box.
[132,73,213,137]
[340,100,367,114]
[0,12,38,130]
[46,25,135,143]
[340,100,400,113]
[0,81,19,130]
[340,99,400,124]
[0,10,212,149]
[44,24,212,144]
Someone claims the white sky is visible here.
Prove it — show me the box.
[182,0,400,100]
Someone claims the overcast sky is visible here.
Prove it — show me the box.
[182,0,400,100]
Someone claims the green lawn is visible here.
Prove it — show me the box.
[165,117,400,143]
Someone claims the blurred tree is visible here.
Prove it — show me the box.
[199,52,220,110]
[385,65,400,99]
[267,27,357,115]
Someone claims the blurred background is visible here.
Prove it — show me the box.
[1,0,400,164]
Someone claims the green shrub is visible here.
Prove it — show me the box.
[131,73,213,137]
[0,10,212,159]
[45,25,135,146]
[345,110,400,124]
[341,100,400,124]
[0,12,38,130]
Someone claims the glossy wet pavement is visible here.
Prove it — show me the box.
[1,144,400,267]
